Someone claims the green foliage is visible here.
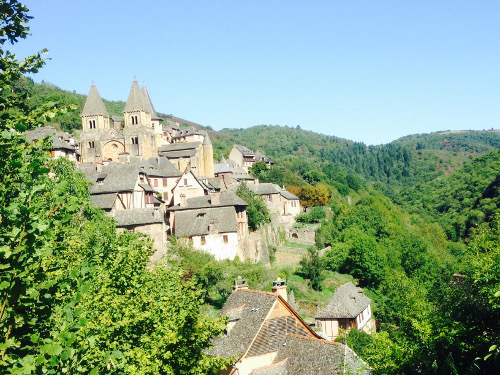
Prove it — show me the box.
[235,183,271,231]
[297,248,324,291]
[0,4,229,373]
[296,206,327,223]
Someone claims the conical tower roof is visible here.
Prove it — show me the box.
[202,131,212,145]
[142,83,158,118]
[81,82,109,117]
[124,78,147,112]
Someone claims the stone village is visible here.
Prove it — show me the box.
[26,79,374,374]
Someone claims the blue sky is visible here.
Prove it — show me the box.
[10,0,500,145]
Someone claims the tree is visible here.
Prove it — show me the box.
[0,3,229,373]
[235,183,271,231]
[297,248,324,291]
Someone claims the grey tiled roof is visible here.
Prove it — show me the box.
[159,149,197,159]
[91,193,118,210]
[169,192,247,211]
[214,163,231,174]
[84,164,145,194]
[174,206,237,236]
[280,190,299,200]
[235,144,254,155]
[147,157,182,178]
[255,151,272,163]
[25,126,77,151]
[142,83,158,118]
[207,290,278,359]
[81,83,109,117]
[114,208,164,226]
[273,334,370,375]
[124,79,147,112]
[158,141,201,152]
[247,183,281,195]
[316,283,371,319]
[251,359,288,375]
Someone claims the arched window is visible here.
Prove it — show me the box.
[88,141,95,149]
[89,120,96,129]
[134,115,138,124]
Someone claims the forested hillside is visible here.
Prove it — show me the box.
[217,125,500,193]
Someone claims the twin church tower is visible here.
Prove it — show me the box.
[79,78,164,163]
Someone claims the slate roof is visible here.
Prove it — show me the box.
[114,208,164,227]
[202,132,212,145]
[174,206,237,236]
[25,126,77,151]
[124,78,147,112]
[206,177,224,190]
[272,334,370,375]
[280,190,299,200]
[169,192,247,211]
[235,144,254,155]
[147,157,183,178]
[158,141,201,152]
[91,193,119,210]
[247,183,281,195]
[316,283,371,319]
[83,164,145,194]
[81,83,109,117]
[207,290,279,359]
[142,83,158,118]
[251,359,288,375]
[214,163,231,174]
[255,151,272,163]
[159,149,197,159]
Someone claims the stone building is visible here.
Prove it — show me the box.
[25,126,79,162]
[79,79,159,163]
[315,282,374,340]
[168,192,249,260]
[208,278,369,375]
[228,144,273,173]
[158,132,214,178]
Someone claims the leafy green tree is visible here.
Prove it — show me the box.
[235,183,271,231]
[0,3,230,373]
[297,248,324,291]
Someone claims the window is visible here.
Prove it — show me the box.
[112,144,118,150]
[88,141,95,149]
[163,178,167,185]
[201,236,206,245]
[131,115,139,125]
[184,179,188,185]
[154,179,158,187]
[89,120,96,129]
[223,235,228,244]
[131,137,139,145]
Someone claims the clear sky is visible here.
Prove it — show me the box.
[9,0,500,145]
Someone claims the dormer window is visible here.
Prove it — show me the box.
[97,177,104,185]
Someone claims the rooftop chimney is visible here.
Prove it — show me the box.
[210,192,220,205]
[272,277,287,302]
[232,276,249,292]
[179,193,187,207]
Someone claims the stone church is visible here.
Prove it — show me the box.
[79,79,161,163]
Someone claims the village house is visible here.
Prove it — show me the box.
[158,132,215,178]
[80,162,167,253]
[171,165,211,206]
[315,282,374,340]
[228,145,273,173]
[245,183,301,218]
[168,192,249,260]
[208,278,369,375]
[25,126,79,162]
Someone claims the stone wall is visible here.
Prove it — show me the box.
[287,225,319,245]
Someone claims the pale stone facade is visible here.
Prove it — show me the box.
[79,79,158,163]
